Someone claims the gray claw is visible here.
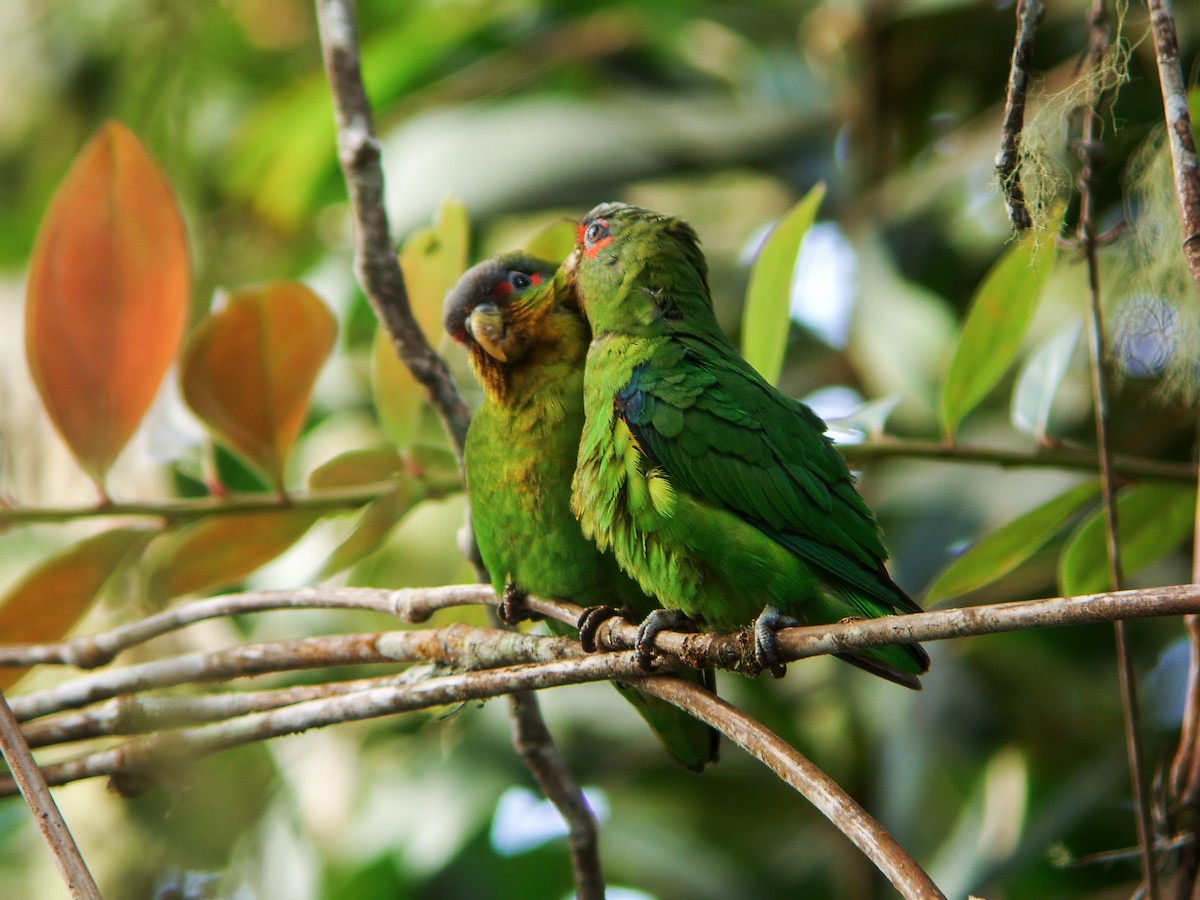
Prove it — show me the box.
[753,605,800,678]
[634,609,694,671]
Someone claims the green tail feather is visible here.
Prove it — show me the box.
[547,620,718,771]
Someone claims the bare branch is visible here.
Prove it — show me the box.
[314,0,470,456]
[0,691,100,899]
[9,626,585,722]
[508,693,603,900]
[1071,2,1157,893]
[837,438,1195,483]
[996,0,1044,230]
[1146,0,1200,295]
[1,651,650,795]
[9,582,1200,688]
[637,676,945,899]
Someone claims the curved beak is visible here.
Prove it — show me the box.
[466,303,509,362]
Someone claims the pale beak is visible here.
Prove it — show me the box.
[466,304,509,362]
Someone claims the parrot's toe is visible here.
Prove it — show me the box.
[577,605,627,652]
[753,605,800,678]
[498,583,532,625]
[635,609,694,671]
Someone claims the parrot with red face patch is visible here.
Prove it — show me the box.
[444,251,719,769]
[567,204,929,688]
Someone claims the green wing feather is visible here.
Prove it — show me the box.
[616,336,920,619]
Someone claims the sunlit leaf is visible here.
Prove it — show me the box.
[1011,321,1083,443]
[523,219,578,263]
[940,224,1059,441]
[25,121,190,484]
[316,480,423,580]
[0,528,152,689]
[309,447,405,490]
[181,281,336,491]
[741,183,825,385]
[372,328,427,450]
[144,510,321,604]
[1059,481,1196,596]
[399,197,469,343]
[374,199,469,448]
[926,481,1101,605]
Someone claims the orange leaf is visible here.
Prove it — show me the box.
[0,528,152,690]
[144,509,321,604]
[25,121,190,483]
[181,281,336,490]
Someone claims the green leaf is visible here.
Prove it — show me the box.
[926,481,1101,605]
[309,447,405,490]
[1059,481,1197,596]
[1011,321,1082,443]
[940,223,1060,440]
[315,480,424,580]
[740,184,825,385]
[523,219,578,264]
[373,199,469,448]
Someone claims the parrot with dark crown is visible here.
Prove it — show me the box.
[443,250,719,770]
[566,203,930,688]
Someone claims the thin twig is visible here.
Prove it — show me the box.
[0,478,456,526]
[836,438,1195,483]
[508,693,603,900]
[1073,2,1158,894]
[314,0,470,456]
[0,691,100,899]
[1145,0,1200,294]
[0,438,1191,530]
[1147,3,1200,895]
[312,4,599,890]
[637,677,945,899]
[996,0,1045,230]
[0,651,656,794]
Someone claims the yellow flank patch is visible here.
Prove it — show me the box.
[647,468,676,516]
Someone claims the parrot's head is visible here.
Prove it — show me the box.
[566,203,711,335]
[443,251,585,401]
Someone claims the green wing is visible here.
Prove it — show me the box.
[617,332,920,617]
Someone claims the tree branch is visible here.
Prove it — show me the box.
[636,676,945,899]
[314,0,470,457]
[0,690,100,899]
[995,0,1044,230]
[1070,2,1157,893]
[1145,0,1200,295]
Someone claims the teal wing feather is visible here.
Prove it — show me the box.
[616,333,920,618]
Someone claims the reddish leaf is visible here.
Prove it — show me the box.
[144,510,321,604]
[25,121,190,483]
[181,281,336,490]
[0,528,152,689]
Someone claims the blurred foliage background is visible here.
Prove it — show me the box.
[1,0,1199,897]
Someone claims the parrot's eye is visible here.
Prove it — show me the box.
[583,220,611,248]
[508,271,532,291]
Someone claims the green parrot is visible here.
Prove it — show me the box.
[443,251,719,770]
[567,204,930,688]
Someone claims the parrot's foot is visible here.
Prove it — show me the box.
[635,609,695,671]
[498,583,533,625]
[754,605,801,678]
[578,605,628,653]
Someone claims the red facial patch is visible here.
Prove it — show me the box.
[581,219,613,258]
